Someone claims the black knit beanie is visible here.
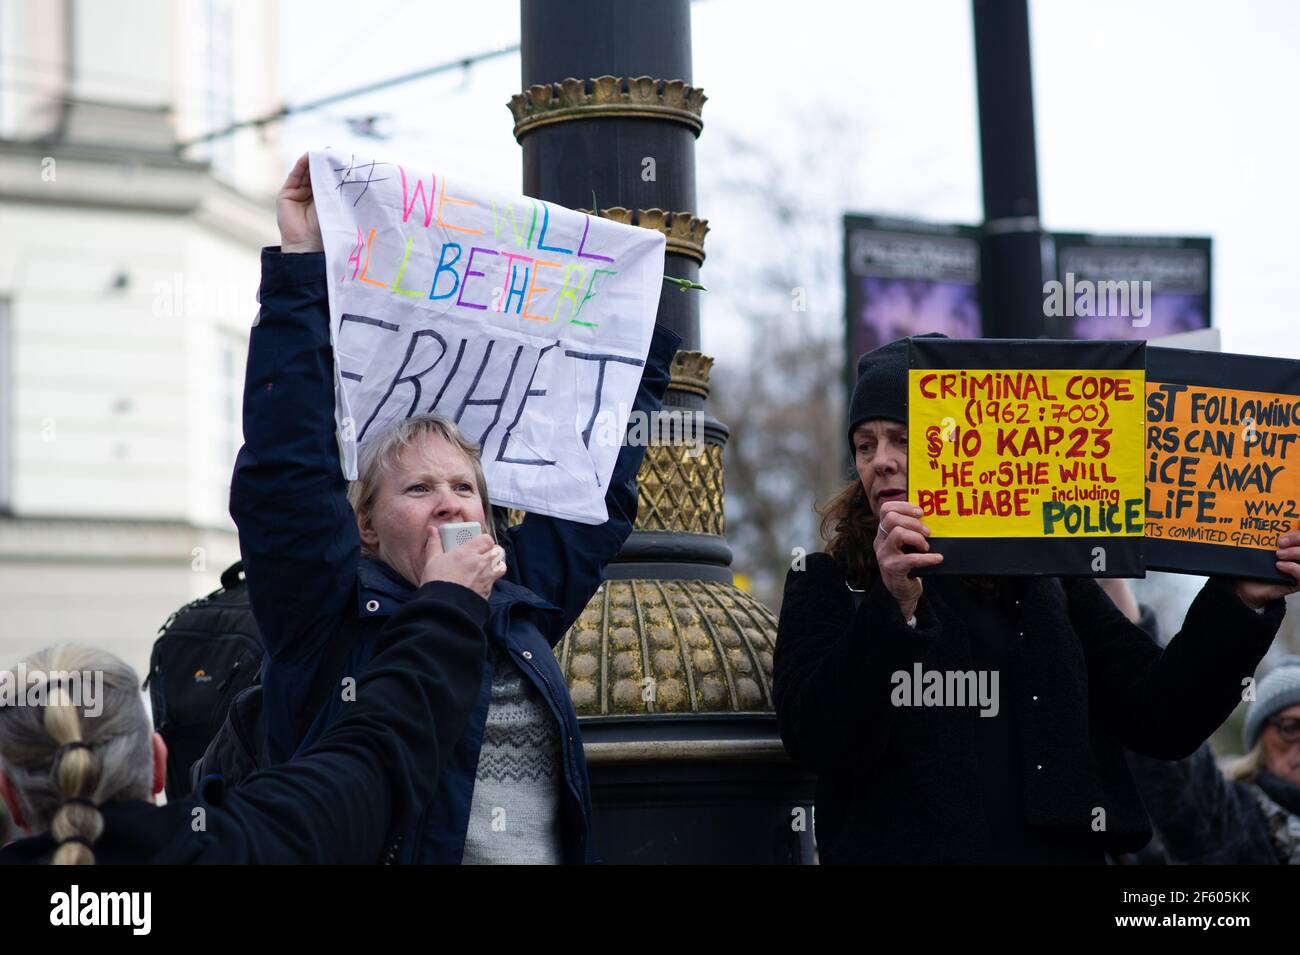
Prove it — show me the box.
[847,332,949,456]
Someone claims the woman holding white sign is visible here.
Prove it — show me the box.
[773,334,1300,864]
[221,155,680,864]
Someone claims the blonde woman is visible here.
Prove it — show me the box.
[237,155,680,864]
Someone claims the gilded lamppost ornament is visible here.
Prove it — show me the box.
[508,76,707,140]
[559,578,777,716]
[579,207,710,264]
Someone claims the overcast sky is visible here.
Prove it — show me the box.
[276,0,1300,366]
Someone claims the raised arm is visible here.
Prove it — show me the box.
[230,155,358,668]
[1067,575,1284,759]
[504,322,681,643]
[231,249,357,661]
[192,581,489,864]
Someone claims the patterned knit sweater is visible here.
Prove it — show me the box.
[461,645,563,864]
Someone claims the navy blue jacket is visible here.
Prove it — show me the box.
[231,248,679,863]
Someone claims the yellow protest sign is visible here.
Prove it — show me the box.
[906,338,1145,576]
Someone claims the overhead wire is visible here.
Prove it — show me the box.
[176,43,519,149]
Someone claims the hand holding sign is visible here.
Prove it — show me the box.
[874,501,943,618]
[1233,529,1300,609]
[278,153,323,254]
[307,149,665,525]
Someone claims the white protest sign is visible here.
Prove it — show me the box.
[308,150,666,524]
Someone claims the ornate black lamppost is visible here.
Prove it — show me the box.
[508,0,815,863]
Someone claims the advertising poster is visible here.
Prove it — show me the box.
[1045,233,1211,341]
[844,215,982,392]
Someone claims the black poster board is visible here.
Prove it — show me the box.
[907,337,1146,578]
[1145,347,1300,583]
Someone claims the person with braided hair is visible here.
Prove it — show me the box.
[0,646,157,865]
[0,569,492,864]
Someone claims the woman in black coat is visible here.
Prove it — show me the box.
[0,555,496,864]
[773,337,1300,864]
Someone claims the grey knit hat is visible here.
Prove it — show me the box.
[1243,656,1300,750]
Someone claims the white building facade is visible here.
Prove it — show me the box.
[0,0,281,676]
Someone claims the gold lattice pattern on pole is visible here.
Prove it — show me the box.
[506,441,724,536]
[633,442,725,536]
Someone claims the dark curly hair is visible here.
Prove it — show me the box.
[817,478,879,588]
